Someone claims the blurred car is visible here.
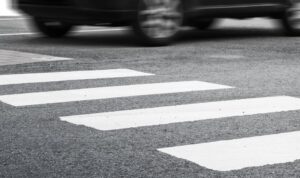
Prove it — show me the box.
[15,0,300,45]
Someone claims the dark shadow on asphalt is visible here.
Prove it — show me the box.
[23,29,139,47]
[19,27,284,47]
[177,28,283,43]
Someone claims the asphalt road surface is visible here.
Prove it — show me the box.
[0,17,300,178]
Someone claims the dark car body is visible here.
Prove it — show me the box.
[15,0,300,45]
[17,0,289,24]
[17,0,138,25]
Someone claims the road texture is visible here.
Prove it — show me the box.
[0,17,300,178]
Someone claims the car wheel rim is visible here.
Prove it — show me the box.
[288,2,300,30]
[138,0,183,39]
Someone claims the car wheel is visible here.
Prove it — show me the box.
[32,17,73,38]
[133,0,183,46]
[281,0,300,36]
[191,19,215,30]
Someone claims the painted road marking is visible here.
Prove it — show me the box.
[0,17,26,21]
[208,54,245,60]
[0,49,72,66]
[0,81,232,106]
[0,69,154,85]
[0,28,125,36]
[60,96,300,131]
[158,131,300,171]
[0,32,34,36]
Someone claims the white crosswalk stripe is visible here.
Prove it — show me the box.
[1,67,300,172]
[158,131,300,171]
[0,81,233,106]
[0,69,154,85]
[60,96,300,131]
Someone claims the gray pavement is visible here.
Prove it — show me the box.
[0,17,300,178]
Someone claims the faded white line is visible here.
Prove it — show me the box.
[60,96,300,131]
[0,28,125,36]
[208,54,245,60]
[158,131,300,171]
[0,32,34,36]
[75,29,125,33]
[0,81,232,106]
[0,49,72,66]
[0,69,154,86]
[0,17,27,21]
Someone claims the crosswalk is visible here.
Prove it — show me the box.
[61,96,300,131]
[0,69,153,85]
[0,68,300,172]
[158,131,300,171]
[0,81,232,106]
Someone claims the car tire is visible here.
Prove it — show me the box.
[32,17,73,38]
[191,19,215,30]
[133,0,183,46]
[281,0,300,36]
